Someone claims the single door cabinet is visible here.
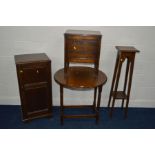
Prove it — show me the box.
[15,53,52,122]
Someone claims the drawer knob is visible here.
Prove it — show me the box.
[36,70,39,74]
[20,70,23,73]
[73,46,77,50]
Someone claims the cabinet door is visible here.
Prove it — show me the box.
[21,82,51,119]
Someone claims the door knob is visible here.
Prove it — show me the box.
[73,46,77,50]
[20,70,23,73]
[36,70,39,74]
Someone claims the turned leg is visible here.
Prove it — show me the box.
[93,87,97,111]
[96,85,103,124]
[60,85,64,125]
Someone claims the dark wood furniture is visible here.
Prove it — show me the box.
[54,30,107,125]
[108,46,140,118]
[15,53,52,122]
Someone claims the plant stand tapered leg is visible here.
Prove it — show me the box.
[108,46,139,118]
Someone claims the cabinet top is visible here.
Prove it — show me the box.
[65,29,102,36]
[14,53,50,64]
[116,46,140,53]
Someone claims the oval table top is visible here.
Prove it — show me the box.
[54,66,107,90]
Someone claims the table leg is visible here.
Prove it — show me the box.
[60,85,64,125]
[93,87,97,111]
[96,85,103,124]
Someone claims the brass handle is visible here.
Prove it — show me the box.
[36,70,39,74]
[73,46,77,50]
[20,70,23,73]
[120,59,123,62]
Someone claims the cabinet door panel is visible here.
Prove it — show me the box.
[22,82,50,117]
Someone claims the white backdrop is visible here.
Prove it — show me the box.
[0,26,155,107]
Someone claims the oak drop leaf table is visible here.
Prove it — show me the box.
[54,66,107,125]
